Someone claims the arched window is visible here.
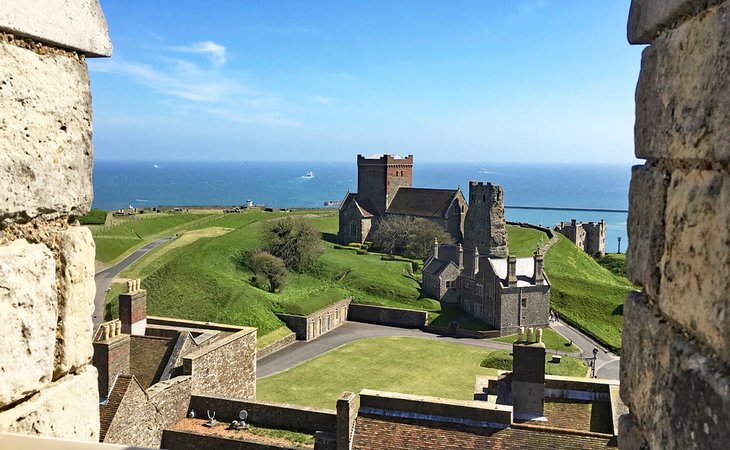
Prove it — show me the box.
[350,221,357,237]
[482,194,487,202]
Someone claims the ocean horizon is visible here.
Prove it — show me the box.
[92,160,632,252]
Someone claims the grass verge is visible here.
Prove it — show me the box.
[480,349,588,377]
[491,327,579,353]
[257,337,497,409]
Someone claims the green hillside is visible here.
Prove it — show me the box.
[544,235,636,353]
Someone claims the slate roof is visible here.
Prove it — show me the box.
[352,415,616,450]
[341,193,376,218]
[387,188,460,218]
[422,258,455,276]
[129,335,177,389]
[99,375,133,442]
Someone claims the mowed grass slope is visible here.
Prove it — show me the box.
[505,224,548,257]
[93,212,220,263]
[544,235,636,353]
[257,337,497,409]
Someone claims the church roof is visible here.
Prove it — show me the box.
[341,193,376,218]
[387,188,460,218]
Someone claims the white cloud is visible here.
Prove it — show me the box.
[170,40,227,67]
[313,96,331,104]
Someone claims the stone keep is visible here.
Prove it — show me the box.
[463,181,508,257]
[622,1,730,449]
[0,0,111,441]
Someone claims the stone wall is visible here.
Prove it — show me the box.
[93,334,131,398]
[183,329,257,399]
[0,0,111,441]
[347,303,428,328]
[463,181,508,257]
[256,330,296,360]
[277,298,351,341]
[621,1,730,449]
[161,430,301,450]
[189,396,337,434]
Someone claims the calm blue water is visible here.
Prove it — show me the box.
[92,160,632,252]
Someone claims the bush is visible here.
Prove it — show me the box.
[371,216,453,259]
[411,261,420,272]
[77,208,107,225]
[245,251,289,293]
[263,217,324,272]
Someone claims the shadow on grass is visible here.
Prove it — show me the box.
[322,232,338,244]
[612,304,624,316]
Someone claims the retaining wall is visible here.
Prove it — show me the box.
[257,331,296,360]
[347,304,427,328]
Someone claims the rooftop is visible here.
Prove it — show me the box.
[487,257,544,287]
[387,187,460,218]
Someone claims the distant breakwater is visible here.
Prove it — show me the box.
[505,205,629,213]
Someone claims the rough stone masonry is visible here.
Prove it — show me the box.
[622,1,730,449]
[0,0,111,441]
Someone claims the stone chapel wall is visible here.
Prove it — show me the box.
[621,1,730,448]
[0,0,111,441]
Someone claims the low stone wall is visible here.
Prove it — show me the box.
[189,396,337,434]
[277,298,351,341]
[256,331,296,360]
[161,430,300,450]
[147,316,247,333]
[422,325,500,339]
[347,304,427,329]
[358,389,512,429]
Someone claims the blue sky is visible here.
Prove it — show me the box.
[90,0,642,163]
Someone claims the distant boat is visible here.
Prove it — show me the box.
[302,171,314,179]
[153,164,159,169]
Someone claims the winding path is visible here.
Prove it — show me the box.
[93,238,171,326]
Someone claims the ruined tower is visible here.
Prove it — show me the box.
[463,181,508,257]
[356,154,413,216]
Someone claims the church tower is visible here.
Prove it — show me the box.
[356,154,413,216]
[463,181,508,257]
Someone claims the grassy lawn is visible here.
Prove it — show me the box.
[492,327,579,353]
[480,349,588,377]
[597,253,628,278]
[93,212,222,264]
[506,224,549,257]
[544,236,636,353]
[257,337,497,409]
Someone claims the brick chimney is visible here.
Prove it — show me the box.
[507,255,518,287]
[119,278,147,335]
[533,251,545,285]
[512,327,546,420]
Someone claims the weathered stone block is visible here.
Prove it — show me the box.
[0,41,93,222]
[660,169,729,360]
[0,369,100,441]
[56,226,96,374]
[0,0,112,56]
[621,293,730,449]
[618,413,649,450]
[626,164,668,298]
[628,0,703,44]
[0,239,57,407]
[634,3,730,162]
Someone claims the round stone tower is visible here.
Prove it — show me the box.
[463,181,508,257]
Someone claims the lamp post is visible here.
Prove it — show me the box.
[617,237,622,254]
[591,347,599,378]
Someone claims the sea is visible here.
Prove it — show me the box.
[92,160,633,252]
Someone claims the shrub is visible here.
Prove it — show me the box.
[263,217,324,272]
[411,261,420,272]
[245,251,289,293]
[371,216,453,259]
[77,208,107,225]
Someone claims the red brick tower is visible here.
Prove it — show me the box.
[356,154,413,216]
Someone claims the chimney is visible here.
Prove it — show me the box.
[571,218,577,227]
[507,255,518,287]
[457,243,464,269]
[511,327,546,420]
[119,278,147,335]
[473,247,480,277]
[533,250,544,284]
[432,238,439,259]
[336,392,358,450]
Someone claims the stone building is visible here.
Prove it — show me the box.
[338,154,468,244]
[555,218,606,257]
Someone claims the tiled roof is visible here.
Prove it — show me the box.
[387,188,459,218]
[534,398,613,434]
[129,335,176,389]
[341,193,377,218]
[99,375,132,442]
[423,258,455,276]
[352,415,616,450]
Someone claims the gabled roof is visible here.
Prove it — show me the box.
[423,258,458,276]
[387,188,461,218]
[488,257,549,288]
[340,193,376,218]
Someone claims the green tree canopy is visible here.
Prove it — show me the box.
[371,216,453,259]
[263,217,324,272]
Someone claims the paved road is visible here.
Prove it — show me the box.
[551,320,621,379]
[257,322,515,378]
[257,320,621,380]
[93,238,170,326]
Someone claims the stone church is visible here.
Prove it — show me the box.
[338,154,468,244]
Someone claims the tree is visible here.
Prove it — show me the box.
[371,216,453,259]
[262,217,324,272]
[405,218,453,259]
[245,251,289,293]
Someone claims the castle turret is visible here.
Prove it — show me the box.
[463,181,508,257]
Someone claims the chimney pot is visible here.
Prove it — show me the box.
[536,327,543,344]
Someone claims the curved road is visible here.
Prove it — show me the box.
[93,238,171,325]
[258,320,620,380]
